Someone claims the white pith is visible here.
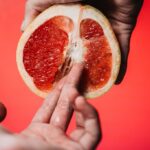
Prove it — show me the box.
[16,4,121,99]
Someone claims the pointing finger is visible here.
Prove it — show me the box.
[21,0,82,31]
[32,77,66,123]
[50,63,84,130]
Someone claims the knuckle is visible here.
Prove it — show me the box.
[43,101,53,112]
[58,99,69,109]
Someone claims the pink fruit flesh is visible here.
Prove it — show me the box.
[23,16,72,90]
[23,16,112,91]
[80,19,112,91]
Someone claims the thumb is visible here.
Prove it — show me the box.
[21,0,82,32]
[21,1,40,32]
[21,10,39,32]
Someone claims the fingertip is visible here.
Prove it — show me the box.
[74,96,86,109]
[74,97,86,118]
[74,96,98,119]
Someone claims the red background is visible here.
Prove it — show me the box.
[0,0,150,149]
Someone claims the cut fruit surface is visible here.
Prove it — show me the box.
[23,16,70,90]
[17,4,121,98]
[80,19,112,92]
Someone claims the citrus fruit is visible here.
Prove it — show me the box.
[17,4,121,98]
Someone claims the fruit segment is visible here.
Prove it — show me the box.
[80,19,112,91]
[23,16,72,90]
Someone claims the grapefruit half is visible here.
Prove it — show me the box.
[16,4,121,98]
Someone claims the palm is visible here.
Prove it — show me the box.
[22,123,73,150]
[21,107,100,150]
[23,123,65,142]
[0,64,100,150]
[86,0,143,83]
[22,119,94,150]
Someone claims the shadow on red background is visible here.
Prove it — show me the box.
[0,0,150,149]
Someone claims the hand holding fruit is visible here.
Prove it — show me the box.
[21,0,82,31]
[87,0,144,83]
[21,0,143,83]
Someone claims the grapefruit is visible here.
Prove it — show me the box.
[16,4,121,98]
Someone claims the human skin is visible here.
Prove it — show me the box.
[21,0,143,84]
[0,0,144,122]
[0,63,101,150]
[86,0,144,83]
[0,0,144,149]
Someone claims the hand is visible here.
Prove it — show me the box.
[0,63,101,150]
[21,0,82,31]
[86,0,143,83]
[21,0,143,84]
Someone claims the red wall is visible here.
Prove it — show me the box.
[0,0,150,149]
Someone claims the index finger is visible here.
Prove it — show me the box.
[65,62,84,87]
[31,77,67,123]
[49,62,84,130]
